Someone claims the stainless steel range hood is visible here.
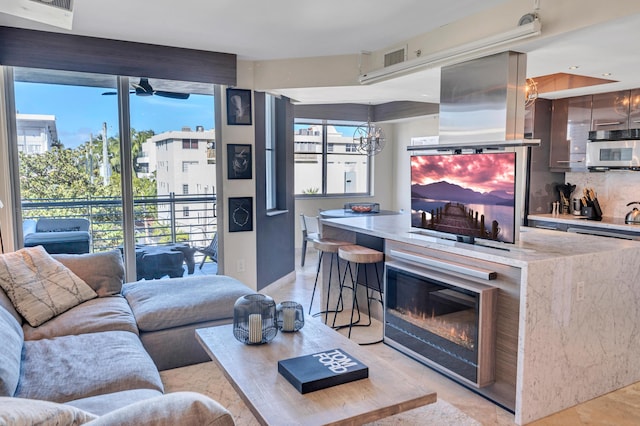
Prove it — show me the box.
[437,51,538,148]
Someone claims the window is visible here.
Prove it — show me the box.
[183,206,190,217]
[182,184,189,195]
[182,160,198,172]
[294,121,371,196]
[182,139,198,149]
[265,94,276,210]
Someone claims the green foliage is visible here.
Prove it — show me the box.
[19,130,157,202]
[302,187,320,194]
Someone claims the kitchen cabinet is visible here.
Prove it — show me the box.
[629,89,640,129]
[591,90,630,131]
[549,95,591,171]
[524,99,564,218]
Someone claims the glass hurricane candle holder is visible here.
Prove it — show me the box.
[276,301,304,332]
[233,294,278,345]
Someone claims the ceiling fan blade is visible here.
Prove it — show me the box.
[154,91,190,99]
[102,91,135,96]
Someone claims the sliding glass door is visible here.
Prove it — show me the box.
[9,68,217,281]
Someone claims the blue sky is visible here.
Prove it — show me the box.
[14,82,215,148]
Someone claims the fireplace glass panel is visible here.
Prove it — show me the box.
[385,265,480,382]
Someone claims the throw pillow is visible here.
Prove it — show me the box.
[52,250,125,297]
[85,392,234,426]
[0,246,97,327]
[0,397,97,425]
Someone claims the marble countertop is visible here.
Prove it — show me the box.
[321,213,640,268]
[528,213,640,233]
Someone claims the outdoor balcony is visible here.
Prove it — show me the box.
[21,192,218,279]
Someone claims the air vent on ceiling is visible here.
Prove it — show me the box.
[384,46,407,68]
[28,0,73,12]
[2,0,75,29]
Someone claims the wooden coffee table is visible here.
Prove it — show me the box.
[195,319,437,426]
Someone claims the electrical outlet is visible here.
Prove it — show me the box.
[237,259,245,273]
[576,281,585,301]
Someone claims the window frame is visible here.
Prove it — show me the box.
[294,119,372,198]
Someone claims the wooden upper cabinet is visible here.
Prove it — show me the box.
[591,90,630,131]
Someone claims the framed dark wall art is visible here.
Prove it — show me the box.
[229,197,253,232]
[226,88,252,125]
[227,144,252,179]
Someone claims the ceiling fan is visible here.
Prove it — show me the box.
[102,78,190,99]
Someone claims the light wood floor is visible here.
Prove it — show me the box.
[260,249,640,425]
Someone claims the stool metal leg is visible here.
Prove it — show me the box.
[321,252,344,323]
[308,251,324,315]
[332,260,361,330]
[340,261,385,344]
[309,251,344,320]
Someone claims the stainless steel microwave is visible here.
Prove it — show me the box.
[586,139,640,170]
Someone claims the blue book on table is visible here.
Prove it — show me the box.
[277,348,369,394]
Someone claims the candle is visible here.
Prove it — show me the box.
[248,313,262,343]
[283,307,296,332]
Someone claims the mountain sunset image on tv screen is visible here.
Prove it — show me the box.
[410,152,517,244]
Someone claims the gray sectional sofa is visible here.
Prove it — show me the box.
[0,248,254,425]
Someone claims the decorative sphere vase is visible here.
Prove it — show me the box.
[233,294,278,344]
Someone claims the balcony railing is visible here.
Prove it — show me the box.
[21,193,217,254]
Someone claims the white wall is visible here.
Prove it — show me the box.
[390,115,440,213]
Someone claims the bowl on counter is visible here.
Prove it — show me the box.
[344,202,379,214]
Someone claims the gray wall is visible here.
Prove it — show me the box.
[254,92,295,290]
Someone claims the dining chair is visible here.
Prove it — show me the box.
[300,214,320,266]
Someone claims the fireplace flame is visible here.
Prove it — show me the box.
[394,306,476,350]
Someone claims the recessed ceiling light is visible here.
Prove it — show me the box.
[602,72,612,77]
[569,65,579,70]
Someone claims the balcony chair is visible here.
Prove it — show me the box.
[196,232,218,270]
[23,218,91,254]
[300,214,320,267]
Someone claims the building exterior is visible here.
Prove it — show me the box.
[15,113,58,153]
[139,126,216,225]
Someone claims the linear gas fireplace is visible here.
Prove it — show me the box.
[384,255,497,387]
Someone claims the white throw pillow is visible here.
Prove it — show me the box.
[0,246,97,327]
[0,397,97,425]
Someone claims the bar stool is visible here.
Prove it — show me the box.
[333,244,384,344]
[308,238,353,324]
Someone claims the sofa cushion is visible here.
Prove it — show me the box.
[123,275,253,332]
[0,396,98,425]
[22,296,138,340]
[85,392,234,426]
[0,285,21,325]
[16,330,164,403]
[0,308,23,397]
[53,250,124,297]
[66,389,163,416]
[0,246,97,327]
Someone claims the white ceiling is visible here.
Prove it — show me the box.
[1,1,640,105]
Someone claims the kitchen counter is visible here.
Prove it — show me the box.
[320,213,640,425]
[322,213,640,267]
[528,213,640,233]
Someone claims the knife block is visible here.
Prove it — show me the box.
[581,199,603,220]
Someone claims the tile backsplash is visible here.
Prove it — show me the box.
[566,171,640,219]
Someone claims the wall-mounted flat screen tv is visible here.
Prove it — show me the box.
[411,152,517,244]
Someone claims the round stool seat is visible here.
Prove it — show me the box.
[311,238,352,253]
[338,245,384,264]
